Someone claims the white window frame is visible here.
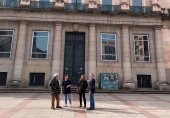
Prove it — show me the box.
[30,31,49,59]
[101,33,117,61]
[133,34,150,62]
[0,30,14,59]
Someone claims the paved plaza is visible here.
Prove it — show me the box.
[0,93,170,118]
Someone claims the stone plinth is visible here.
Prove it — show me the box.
[120,0,129,11]
[156,81,169,90]
[20,0,30,6]
[123,81,136,89]
[88,0,97,10]
[55,1,64,9]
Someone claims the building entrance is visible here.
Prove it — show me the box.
[64,32,85,85]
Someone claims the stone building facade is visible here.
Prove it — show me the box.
[0,0,170,89]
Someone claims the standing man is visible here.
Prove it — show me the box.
[49,73,62,110]
[87,73,95,110]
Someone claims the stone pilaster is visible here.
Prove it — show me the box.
[88,24,96,78]
[122,25,135,89]
[155,27,166,81]
[13,21,27,82]
[51,23,62,77]
[155,27,169,90]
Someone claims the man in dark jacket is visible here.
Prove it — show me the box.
[87,73,95,110]
[49,73,62,110]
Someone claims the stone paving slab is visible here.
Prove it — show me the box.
[0,93,170,118]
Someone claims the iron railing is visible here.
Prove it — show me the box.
[98,5,120,13]
[0,1,157,16]
[130,6,152,14]
[143,6,152,14]
[0,0,20,8]
[30,1,55,9]
[64,3,88,11]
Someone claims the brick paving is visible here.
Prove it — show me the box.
[0,93,170,118]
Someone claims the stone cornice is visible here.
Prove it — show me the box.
[0,10,162,26]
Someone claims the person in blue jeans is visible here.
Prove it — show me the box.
[87,73,95,110]
[62,74,72,107]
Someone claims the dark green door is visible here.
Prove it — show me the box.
[64,32,85,85]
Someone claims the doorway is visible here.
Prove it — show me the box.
[64,32,85,85]
[137,75,152,88]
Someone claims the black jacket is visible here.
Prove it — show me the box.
[49,78,60,95]
[62,80,71,94]
[78,79,88,93]
[89,78,95,93]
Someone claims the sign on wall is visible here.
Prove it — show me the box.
[99,73,119,90]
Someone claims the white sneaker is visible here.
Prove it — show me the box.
[69,104,72,107]
[64,104,67,107]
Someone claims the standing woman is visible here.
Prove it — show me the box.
[62,74,72,107]
[77,74,88,108]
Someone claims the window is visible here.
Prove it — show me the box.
[31,31,49,59]
[137,75,152,88]
[0,72,7,86]
[101,33,117,61]
[133,0,142,6]
[72,0,81,3]
[134,35,150,62]
[0,30,13,58]
[102,0,112,5]
[29,73,45,86]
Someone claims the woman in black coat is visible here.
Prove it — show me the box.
[77,74,88,108]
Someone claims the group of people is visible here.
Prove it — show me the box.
[49,73,96,110]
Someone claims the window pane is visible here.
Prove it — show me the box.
[0,31,13,35]
[102,33,115,40]
[133,0,142,6]
[0,53,10,58]
[102,55,116,60]
[32,37,48,53]
[102,0,112,5]
[136,55,144,61]
[135,41,144,56]
[134,35,138,40]
[31,31,49,59]
[0,30,13,58]
[72,0,81,3]
[134,35,150,62]
[0,36,12,52]
[144,41,149,56]
[102,41,115,53]
[32,53,47,58]
[34,32,48,37]
[101,33,116,61]
[143,36,148,41]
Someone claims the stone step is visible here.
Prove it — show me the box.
[0,88,170,94]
